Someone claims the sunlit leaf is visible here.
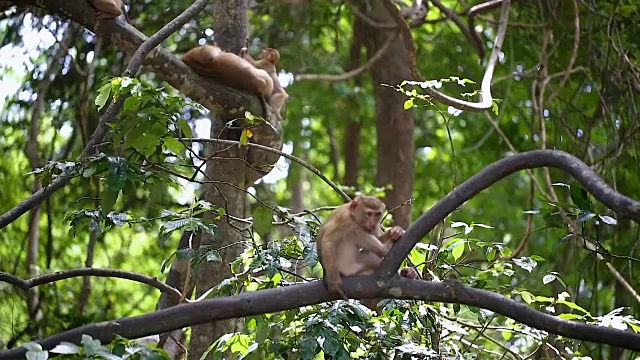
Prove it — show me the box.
[599,215,617,225]
[164,137,184,154]
[451,242,465,261]
[95,83,112,111]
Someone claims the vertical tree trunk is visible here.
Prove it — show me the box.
[188,1,250,358]
[343,18,365,188]
[361,4,416,228]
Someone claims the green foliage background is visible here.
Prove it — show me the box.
[0,0,639,358]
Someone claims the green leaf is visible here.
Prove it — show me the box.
[451,241,465,261]
[177,119,194,138]
[403,99,414,110]
[557,300,589,314]
[25,350,48,360]
[164,137,184,154]
[240,128,251,146]
[206,250,222,263]
[485,247,497,261]
[160,253,176,273]
[123,95,141,113]
[577,212,596,223]
[101,188,120,215]
[558,313,584,320]
[570,185,593,211]
[512,257,537,273]
[252,206,273,236]
[95,83,112,111]
[50,342,80,355]
[519,290,535,304]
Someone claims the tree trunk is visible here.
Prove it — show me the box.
[362,4,416,228]
[188,1,250,358]
[343,18,365,188]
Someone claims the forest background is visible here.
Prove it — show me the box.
[1,0,640,359]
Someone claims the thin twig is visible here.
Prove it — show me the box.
[296,33,398,82]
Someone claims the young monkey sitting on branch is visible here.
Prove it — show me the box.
[316,196,419,311]
[182,45,274,116]
[242,47,289,121]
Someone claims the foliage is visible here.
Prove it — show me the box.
[0,0,639,358]
[24,335,170,360]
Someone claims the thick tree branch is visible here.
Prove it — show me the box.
[381,150,640,275]
[2,276,639,359]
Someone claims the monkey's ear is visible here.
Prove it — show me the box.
[349,200,359,210]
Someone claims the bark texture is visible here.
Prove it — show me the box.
[188,1,252,359]
[361,3,416,228]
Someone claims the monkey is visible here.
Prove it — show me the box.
[316,196,419,311]
[89,0,124,19]
[182,45,274,116]
[242,47,289,121]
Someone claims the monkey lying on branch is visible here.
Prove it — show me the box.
[317,196,419,311]
[182,45,287,121]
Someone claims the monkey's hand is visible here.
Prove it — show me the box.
[385,226,405,242]
[400,267,420,279]
[325,279,349,300]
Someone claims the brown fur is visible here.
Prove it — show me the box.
[182,45,274,99]
[90,0,123,18]
[243,48,289,121]
[317,196,405,310]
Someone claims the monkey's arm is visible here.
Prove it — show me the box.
[241,48,257,65]
[378,226,405,243]
[317,229,342,292]
[356,230,393,258]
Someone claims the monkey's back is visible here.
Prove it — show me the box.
[182,45,273,97]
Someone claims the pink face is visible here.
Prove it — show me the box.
[351,200,383,232]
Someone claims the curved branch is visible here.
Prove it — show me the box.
[0,268,182,300]
[2,276,639,360]
[381,150,640,274]
[295,33,398,82]
[383,0,511,112]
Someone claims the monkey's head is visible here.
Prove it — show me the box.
[350,196,385,232]
[261,48,280,64]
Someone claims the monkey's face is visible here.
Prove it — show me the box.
[360,208,383,232]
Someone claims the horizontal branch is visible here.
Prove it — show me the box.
[0,268,182,300]
[2,275,639,359]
